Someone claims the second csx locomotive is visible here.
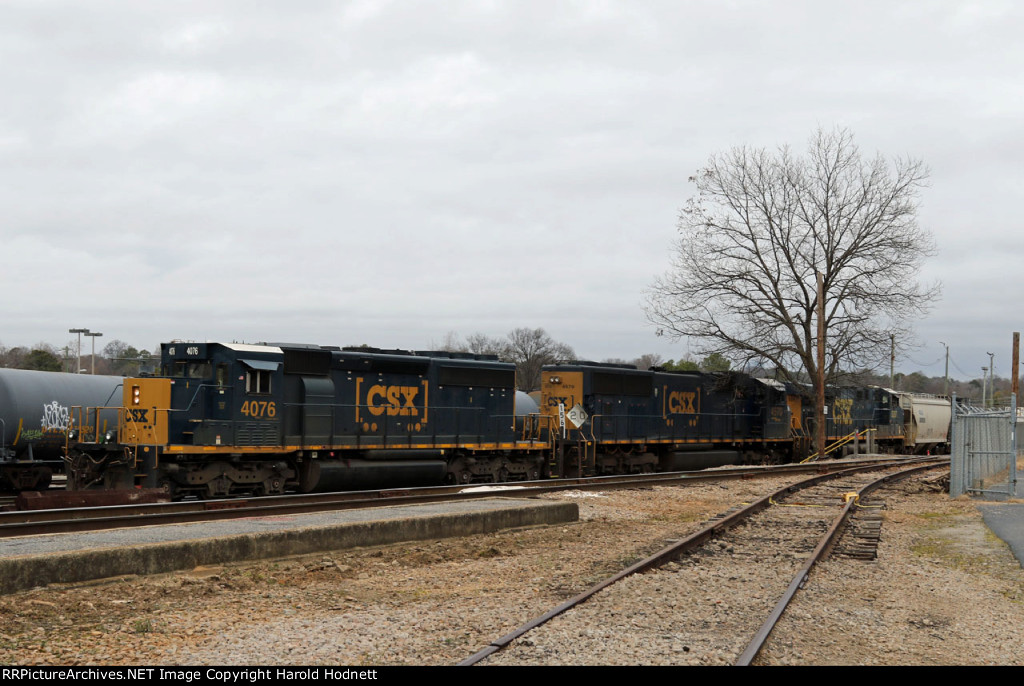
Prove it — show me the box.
[540,363,794,476]
[65,340,950,497]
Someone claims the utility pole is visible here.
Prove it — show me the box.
[940,341,949,396]
[987,352,995,406]
[1013,333,1019,400]
[982,367,988,407]
[816,271,825,460]
[889,334,895,389]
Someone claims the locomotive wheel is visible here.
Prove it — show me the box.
[254,477,284,496]
[158,479,179,500]
[204,476,233,498]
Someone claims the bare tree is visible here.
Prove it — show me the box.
[102,339,154,376]
[432,331,510,358]
[464,333,510,358]
[505,328,575,392]
[646,127,940,455]
[632,353,664,370]
[432,331,468,353]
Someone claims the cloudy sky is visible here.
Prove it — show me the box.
[1,1,1020,381]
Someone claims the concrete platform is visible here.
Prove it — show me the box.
[0,497,578,595]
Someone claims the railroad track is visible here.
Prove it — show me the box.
[459,458,947,666]
[0,456,928,538]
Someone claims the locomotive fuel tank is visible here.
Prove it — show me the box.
[0,369,124,489]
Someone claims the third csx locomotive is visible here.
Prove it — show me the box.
[64,340,950,497]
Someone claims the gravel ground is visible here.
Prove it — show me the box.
[0,470,1021,666]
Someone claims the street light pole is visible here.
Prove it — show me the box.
[68,328,88,374]
[85,332,103,374]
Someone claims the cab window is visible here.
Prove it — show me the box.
[246,369,272,394]
[161,361,212,379]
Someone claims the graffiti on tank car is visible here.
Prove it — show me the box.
[41,401,70,432]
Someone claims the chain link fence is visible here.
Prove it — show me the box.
[950,393,1018,498]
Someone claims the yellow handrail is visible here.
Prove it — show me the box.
[801,428,875,462]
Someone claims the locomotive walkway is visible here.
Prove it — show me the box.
[0,497,577,595]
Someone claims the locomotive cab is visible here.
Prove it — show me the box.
[122,342,285,450]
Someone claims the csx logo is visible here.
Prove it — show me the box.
[366,385,421,416]
[667,391,697,414]
[127,409,150,423]
[833,398,853,424]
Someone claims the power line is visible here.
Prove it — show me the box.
[906,355,942,367]
[948,353,974,378]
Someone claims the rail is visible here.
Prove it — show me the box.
[458,458,947,666]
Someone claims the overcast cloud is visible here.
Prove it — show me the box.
[1,0,1020,381]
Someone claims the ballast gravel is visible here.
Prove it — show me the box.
[0,471,1022,666]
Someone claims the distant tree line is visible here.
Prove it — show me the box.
[2,333,1013,405]
[0,340,155,375]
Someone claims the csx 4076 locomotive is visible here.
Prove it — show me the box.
[68,341,547,497]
